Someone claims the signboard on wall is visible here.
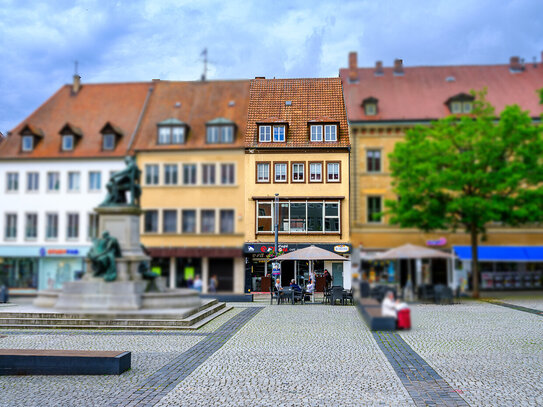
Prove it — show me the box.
[243,243,351,255]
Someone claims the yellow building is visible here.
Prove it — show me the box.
[132,80,250,293]
[243,78,351,291]
[341,52,543,291]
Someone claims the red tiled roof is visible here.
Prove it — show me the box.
[246,78,350,148]
[340,64,543,122]
[0,82,152,159]
[131,80,250,151]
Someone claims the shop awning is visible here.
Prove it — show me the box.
[453,246,543,262]
[272,245,348,261]
[377,243,453,260]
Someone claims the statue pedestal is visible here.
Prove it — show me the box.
[55,280,147,311]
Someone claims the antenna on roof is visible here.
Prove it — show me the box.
[201,48,208,81]
[74,60,79,76]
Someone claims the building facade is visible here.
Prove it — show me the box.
[0,78,152,294]
[133,80,250,294]
[340,52,543,291]
[244,78,351,292]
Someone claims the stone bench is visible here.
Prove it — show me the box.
[356,299,396,331]
[0,349,131,375]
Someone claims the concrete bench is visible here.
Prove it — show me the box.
[356,299,396,331]
[0,349,131,375]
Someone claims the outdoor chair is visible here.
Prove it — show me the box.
[270,288,281,305]
[343,288,354,305]
[292,289,304,305]
[330,286,344,305]
[434,285,453,304]
[323,287,331,304]
[280,288,293,304]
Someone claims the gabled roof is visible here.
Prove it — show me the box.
[245,78,350,148]
[19,124,44,138]
[157,118,186,126]
[59,122,83,138]
[0,82,151,159]
[340,63,543,122]
[131,80,250,151]
[100,122,124,136]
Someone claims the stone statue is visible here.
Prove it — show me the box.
[100,156,141,207]
[87,231,122,281]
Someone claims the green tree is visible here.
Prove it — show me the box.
[386,91,543,298]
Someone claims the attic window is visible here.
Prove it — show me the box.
[206,118,236,144]
[446,93,474,114]
[362,97,378,116]
[100,122,124,151]
[157,118,187,145]
[285,101,292,106]
[62,135,74,151]
[22,136,34,152]
[19,124,44,153]
[103,134,115,150]
[59,123,83,152]
[258,124,286,143]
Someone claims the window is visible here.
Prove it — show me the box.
[5,214,17,239]
[6,173,18,191]
[62,135,74,151]
[462,101,473,113]
[201,210,215,233]
[206,126,234,144]
[25,213,38,239]
[256,162,270,183]
[47,172,60,191]
[451,101,462,114]
[206,126,219,143]
[144,210,158,233]
[364,103,377,116]
[274,163,287,183]
[145,164,159,185]
[88,213,99,239]
[324,125,337,142]
[366,150,381,172]
[221,126,234,143]
[310,125,323,142]
[182,210,196,233]
[259,125,271,142]
[22,136,33,152]
[202,164,216,185]
[163,210,178,233]
[220,209,234,234]
[220,164,235,185]
[326,162,340,182]
[183,164,197,185]
[158,126,185,145]
[292,162,305,182]
[89,171,101,191]
[26,172,39,192]
[309,162,322,182]
[164,164,178,185]
[67,213,79,239]
[102,134,115,150]
[367,196,382,223]
[68,172,80,191]
[447,94,474,114]
[255,200,341,234]
[257,202,272,232]
[273,125,285,142]
[46,213,58,239]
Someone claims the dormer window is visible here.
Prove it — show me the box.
[446,93,474,114]
[59,123,82,152]
[157,118,187,145]
[258,124,287,143]
[206,118,236,144]
[62,135,74,151]
[259,125,271,142]
[19,124,44,152]
[100,122,123,151]
[310,124,337,142]
[273,125,285,142]
[362,97,378,116]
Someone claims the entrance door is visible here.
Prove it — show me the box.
[210,258,234,292]
[332,263,343,287]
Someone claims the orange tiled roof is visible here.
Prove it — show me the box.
[0,82,152,159]
[131,80,250,151]
[245,78,350,148]
[340,64,543,122]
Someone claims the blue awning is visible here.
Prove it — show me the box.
[453,246,543,262]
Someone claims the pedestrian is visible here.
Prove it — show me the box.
[209,275,218,293]
[324,269,332,288]
[192,275,203,292]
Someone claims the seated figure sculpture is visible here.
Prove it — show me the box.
[100,156,141,207]
[87,231,122,281]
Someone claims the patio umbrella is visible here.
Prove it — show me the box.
[376,243,453,260]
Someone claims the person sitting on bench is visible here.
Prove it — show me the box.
[382,291,397,318]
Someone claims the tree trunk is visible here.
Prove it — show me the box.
[470,224,479,298]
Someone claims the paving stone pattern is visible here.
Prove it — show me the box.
[373,331,469,406]
[483,299,543,316]
[111,307,262,406]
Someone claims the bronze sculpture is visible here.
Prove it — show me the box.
[87,231,122,281]
[100,156,141,207]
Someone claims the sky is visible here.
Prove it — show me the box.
[1,0,542,134]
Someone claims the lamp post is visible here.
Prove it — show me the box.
[274,193,279,254]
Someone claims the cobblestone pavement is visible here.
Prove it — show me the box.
[400,301,543,407]
[482,298,543,316]
[157,305,413,407]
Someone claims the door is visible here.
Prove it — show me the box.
[210,258,234,292]
[332,263,343,287]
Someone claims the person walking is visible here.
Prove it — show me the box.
[324,269,332,288]
[209,275,218,293]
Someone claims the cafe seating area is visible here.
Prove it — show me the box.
[271,286,354,305]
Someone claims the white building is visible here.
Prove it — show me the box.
[0,77,152,294]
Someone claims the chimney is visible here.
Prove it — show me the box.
[393,59,404,75]
[348,52,358,83]
[374,61,384,76]
[509,56,523,72]
[72,74,81,94]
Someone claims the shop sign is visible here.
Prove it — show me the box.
[426,237,447,247]
[334,245,350,253]
[40,248,80,256]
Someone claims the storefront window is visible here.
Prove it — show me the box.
[0,258,38,289]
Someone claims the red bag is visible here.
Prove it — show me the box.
[397,308,411,330]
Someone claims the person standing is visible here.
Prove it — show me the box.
[324,269,332,288]
[209,275,218,293]
[192,275,203,292]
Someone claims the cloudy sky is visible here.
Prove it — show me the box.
[1,0,542,133]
